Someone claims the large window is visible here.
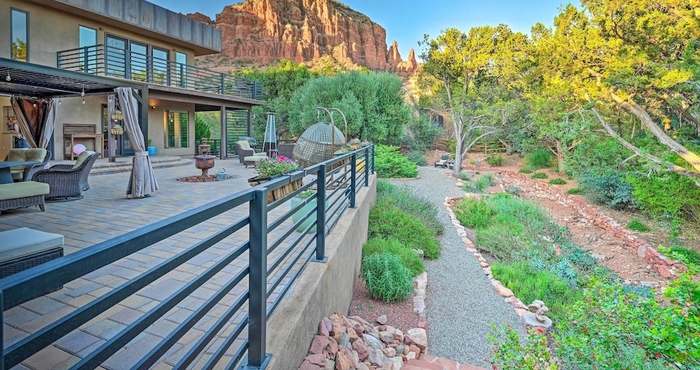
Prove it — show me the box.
[11,9,28,62]
[165,111,189,148]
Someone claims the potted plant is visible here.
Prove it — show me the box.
[147,138,157,156]
[291,190,317,233]
[248,155,302,203]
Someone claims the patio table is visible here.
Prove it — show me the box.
[0,161,40,184]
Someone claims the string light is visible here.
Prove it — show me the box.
[5,72,10,82]
[82,98,85,105]
[81,84,85,97]
[58,100,62,105]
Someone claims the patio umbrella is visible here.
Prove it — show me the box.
[263,112,277,157]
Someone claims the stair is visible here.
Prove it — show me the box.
[89,156,192,175]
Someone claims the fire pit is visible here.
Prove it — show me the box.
[193,144,216,181]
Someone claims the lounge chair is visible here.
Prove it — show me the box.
[31,151,99,200]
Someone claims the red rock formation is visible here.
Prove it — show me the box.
[190,0,417,73]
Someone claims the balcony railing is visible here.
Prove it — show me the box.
[0,145,374,369]
[57,45,263,100]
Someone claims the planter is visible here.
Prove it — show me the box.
[291,196,317,233]
[248,174,303,204]
[147,146,157,156]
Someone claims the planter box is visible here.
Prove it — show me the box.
[248,175,302,204]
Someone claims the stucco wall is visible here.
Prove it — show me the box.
[147,99,195,157]
[265,175,377,370]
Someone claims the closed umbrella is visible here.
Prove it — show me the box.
[263,112,277,157]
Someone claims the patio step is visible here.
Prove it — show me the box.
[88,156,192,175]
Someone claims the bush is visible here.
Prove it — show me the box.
[361,252,413,302]
[576,168,636,209]
[626,219,651,232]
[491,262,581,312]
[459,171,472,181]
[376,181,443,235]
[454,197,494,229]
[668,246,700,265]
[531,172,548,179]
[489,326,557,370]
[567,187,583,195]
[362,237,425,277]
[482,172,495,185]
[565,136,629,177]
[369,203,441,259]
[627,172,700,221]
[374,145,418,178]
[486,154,504,166]
[524,149,553,169]
[548,178,566,185]
[406,151,428,166]
[519,166,534,174]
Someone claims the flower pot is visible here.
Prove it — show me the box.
[291,196,317,233]
[148,146,157,156]
[248,175,302,204]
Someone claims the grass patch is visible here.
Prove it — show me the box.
[369,202,441,259]
[549,178,567,185]
[361,252,413,302]
[519,166,534,174]
[492,262,581,312]
[376,181,443,235]
[567,187,583,195]
[531,172,548,179]
[626,219,651,232]
[362,236,425,277]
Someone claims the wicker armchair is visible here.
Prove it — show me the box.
[4,148,51,182]
[236,140,266,164]
[31,151,99,200]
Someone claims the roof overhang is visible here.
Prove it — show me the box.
[148,84,265,112]
[0,58,144,99]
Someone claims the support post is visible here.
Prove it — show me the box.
[364,148,369,187]
[247,109,253,138]
[314,165,328,262]
[220,106,227,159]
[371,145,375,174]
[350,153,356,208]
[244,189,271,369]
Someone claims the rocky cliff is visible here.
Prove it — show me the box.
[191,0,417,73]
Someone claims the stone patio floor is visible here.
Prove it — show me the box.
[0,157,310,369]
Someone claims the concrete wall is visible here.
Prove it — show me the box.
[0,0,197,66]
[265,175,377,370]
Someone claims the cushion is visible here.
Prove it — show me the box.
[244,155,268,163]
[0,227,63,262]
[237,141,252,151]
[7,148,47,172]
[73,151,95,169]
[0,181,49,201]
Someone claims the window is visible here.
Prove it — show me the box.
[165,111,189,148]
[130,42,148,81]
[105,35,127,79]
[11,9,28,62]
[151,48,168,84]
[79,26,97,74]
[175,52,187,88]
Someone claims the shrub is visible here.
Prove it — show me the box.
[519,166,534,174]
[406,151,428,166]
[531,172,548,179]
[626,219,651,232]
[362,237,425,277]
[459,171,472,181]
[668,246,700,265]
[567,187,583,195]
[505,186,523,197]
[489,326,557,370]
[524,149,553,169]
[369,203,441,259]
[576,169,636,209]
[361,252,413,302]
[627,172,700,221]
[482,172,495,185]
[376,181,443,235]
[565,136,629,177]
[491,262,581,312]
[548,178,566,185]
[486,154,504,166]
[374,145,418,178]
[454,197,494,229]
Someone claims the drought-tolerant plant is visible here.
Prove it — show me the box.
[482,172,495,185]
[576,168,636,209]
[531,172,548,179]
[626,219,651,232]
[459,171,473,182]
[361,252,413,302]
[491,262,581,312]
[406,150,428,166]
[362,237,425,277]
[519,166,534,174]
[454,197,494,229]
[369,203,441,259]
[627,172,700,221]
[486,154,504,166]
[489,326,558,370]
[505,186,523,197]
[376,181,443,235]
[567,187,583,195]
[374,145,418,178]
[548,178,566,185]
[524,148,553,169]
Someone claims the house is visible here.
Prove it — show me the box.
[0,0,263,161]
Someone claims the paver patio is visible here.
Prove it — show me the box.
[0,157,316,369]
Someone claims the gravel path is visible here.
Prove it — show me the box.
[389,166,525,366]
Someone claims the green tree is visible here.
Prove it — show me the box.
[287,71,411,144]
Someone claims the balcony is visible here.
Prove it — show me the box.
[57,45,262,100]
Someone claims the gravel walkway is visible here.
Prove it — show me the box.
[389,166,525,366]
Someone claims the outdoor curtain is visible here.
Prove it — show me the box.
[115,87,158,198]
[10,96,57,149]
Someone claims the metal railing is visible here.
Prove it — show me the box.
[0,145,373,370]
[57,45,263,100]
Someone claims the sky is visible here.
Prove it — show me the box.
[149,0,570,59]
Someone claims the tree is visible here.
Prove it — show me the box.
[287,71,411,144]
[419,26,528,175]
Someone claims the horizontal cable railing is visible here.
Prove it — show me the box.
[57,45,263,100]
[0,145,374,370]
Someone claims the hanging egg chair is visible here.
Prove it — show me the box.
[292,122,346,168]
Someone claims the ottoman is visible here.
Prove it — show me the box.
[244,155,268,168]
[0,227,64,291]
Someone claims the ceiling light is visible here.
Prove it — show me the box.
[5,72,10,82]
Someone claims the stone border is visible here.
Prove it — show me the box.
[455,167,687,280]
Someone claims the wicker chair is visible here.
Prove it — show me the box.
[31,151,99,200]
[292,123,346,168]
[4,149,52,181]
[236,141,266,164]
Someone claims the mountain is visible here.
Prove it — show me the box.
[189,0,417,73]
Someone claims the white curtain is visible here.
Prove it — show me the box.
[115,87,158,198]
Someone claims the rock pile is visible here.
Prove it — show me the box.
[299,312,428,370]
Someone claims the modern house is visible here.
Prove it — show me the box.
[0,0,263,161]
